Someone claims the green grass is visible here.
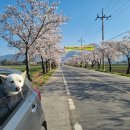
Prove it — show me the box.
[0,65,42,75]
[95,69,130,77]
[0,65,56,87]
[0,65,26,71]
[42,69,56,83]
[96,64,130,77]
[74,64,130,77]
[83,64,128,74]
[32,69,56,88]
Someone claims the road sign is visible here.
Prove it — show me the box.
[64,45,95,51]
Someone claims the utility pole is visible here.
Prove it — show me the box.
[95,8,111,71]
[78,37,84,68]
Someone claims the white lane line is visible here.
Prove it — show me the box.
[64,78,68,86]
[65,87,70,95]
[61,69,71,95]
[61,68,83,129]
[61,69,68,85]
[68,98,75,110]
[74,122,83,130]
[61,69,76,109]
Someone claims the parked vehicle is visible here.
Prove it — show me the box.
[0,68,47,130]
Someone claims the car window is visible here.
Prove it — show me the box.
[0,75,30,126]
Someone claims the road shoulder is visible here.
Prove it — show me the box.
[40,69,72,130]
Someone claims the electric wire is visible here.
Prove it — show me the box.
[83,0,116,41]
[83,0,130,43]
[104,0,114,10]
[104,0,130,33]
[109,30,130,40]
[114,1,130,17]
[105,0,121,14]
[111,0,130,17]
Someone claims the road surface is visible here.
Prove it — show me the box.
[41,65,130,130]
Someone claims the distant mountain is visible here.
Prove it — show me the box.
[0,54,24,62]
[61,51,128,64]
[62,51,81,61]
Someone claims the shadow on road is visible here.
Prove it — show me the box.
[62,68,130,129]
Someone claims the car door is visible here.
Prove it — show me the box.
[3,90,39,130]
[32,91,45,130]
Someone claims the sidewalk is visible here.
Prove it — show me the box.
[40,69,72,130]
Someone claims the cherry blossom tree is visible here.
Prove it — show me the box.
[85,45,101,69]
[0,0,68,80]
[31,27,63,73]
[108,36,130,74]
[93,47,102,69]
[103,42,120,72]
[81,51,90,68]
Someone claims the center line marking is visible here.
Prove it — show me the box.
[61,68,83,129]
[61,69,71,95]
[74,122,83,130]
[68,98,75,110]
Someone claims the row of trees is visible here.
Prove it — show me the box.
[66,34,130,74]
[0,0,68,80]
[0,59,23,65]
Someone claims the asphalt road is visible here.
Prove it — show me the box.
[62,65,130,130]
[41,65,130,130]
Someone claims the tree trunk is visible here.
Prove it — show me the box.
[49,59,52,71]
[80,61,83,68]
[91,61,94,69]
[85,62,88,68]
[41,56,46,74]
[98,58,101,69]
[45,59,49,73]
[97,62,100,69]
[91,61,95,69]
[107,57,112,72]
[126,57,130,74]
[25,46,31,81]
[44,62,47,73]
[100,58,101,68]
[52,61,56,69]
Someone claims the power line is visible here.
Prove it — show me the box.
[103,0,130,37]
[113,1,130,17]
[86,1,114,39]
[88,0,130,42]
[104,0,114,11]
[85,21,100,37]
[108,30,130,40]
[106,0,121,14]
[103,1,129,33]
[103,0,129,23]
[84,0,130,45]
[104,0,130,31]
[111,0,130,16]
[83,21,97,38]
[87,27,101,42]
[84,0,113,38]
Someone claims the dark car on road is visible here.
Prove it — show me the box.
[0,68,47,130]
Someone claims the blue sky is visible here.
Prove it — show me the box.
[0,0,130,55]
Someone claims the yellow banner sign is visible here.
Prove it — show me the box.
[64,45,95,51]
